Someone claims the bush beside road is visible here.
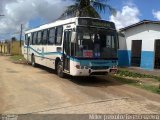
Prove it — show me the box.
[112,75,160,94]
[112,70,160,94]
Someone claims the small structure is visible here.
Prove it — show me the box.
[118,20,160,70]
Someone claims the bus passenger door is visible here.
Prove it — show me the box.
[63,30,72,73]
[26,34,31,61]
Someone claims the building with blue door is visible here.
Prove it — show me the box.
[118,20,160,70]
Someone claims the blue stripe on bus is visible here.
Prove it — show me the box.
[24,46,63,56]
[69,57,117,66]
[24,46,117,67]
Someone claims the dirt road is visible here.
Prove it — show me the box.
[0,56,160,114]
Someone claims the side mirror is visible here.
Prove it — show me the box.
[71,32,77,43]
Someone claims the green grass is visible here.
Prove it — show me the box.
[117,70,160,82]
[10,55,27,63]
[140,84,160,94]
[112,75,160,94]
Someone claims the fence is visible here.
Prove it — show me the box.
[0,41,23,55]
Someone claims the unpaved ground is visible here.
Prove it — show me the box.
[0,56,160,114]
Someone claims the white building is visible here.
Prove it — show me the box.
[118,20,160,70]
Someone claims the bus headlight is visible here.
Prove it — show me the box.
[112,65,117,68]
[75,65,89,69]
[84,66,89,69]
[75,65,81,69]
[75,64,90,69]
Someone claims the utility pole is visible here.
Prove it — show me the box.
[19,24,23,47]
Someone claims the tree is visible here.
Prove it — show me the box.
[60,0,116,19]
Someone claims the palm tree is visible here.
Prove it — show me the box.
[60,0,116,19]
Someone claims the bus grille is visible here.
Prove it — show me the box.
[91,66,109,70]
[90,72,107,76]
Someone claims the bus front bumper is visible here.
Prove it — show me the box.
[71,68,117,76]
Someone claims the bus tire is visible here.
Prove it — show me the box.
[57,61,64,78]
[31,55,36,67]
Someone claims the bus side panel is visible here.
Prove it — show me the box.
[33,45,46,66]
[45,45,63,69]
[23,45,27,60]
[23,45,31,62]
[45,45,56,69]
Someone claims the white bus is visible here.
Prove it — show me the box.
[23,17,118,77]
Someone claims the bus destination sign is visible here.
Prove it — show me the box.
[78,18,115,29]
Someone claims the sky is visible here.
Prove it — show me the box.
[0,0,160,40]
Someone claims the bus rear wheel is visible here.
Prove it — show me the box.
[31,55,36,67]
[57,61,64,78]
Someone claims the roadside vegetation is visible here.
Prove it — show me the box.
[117,70,160,81]
[112,70,160,94]
[10,55,27,64]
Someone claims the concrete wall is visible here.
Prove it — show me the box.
[0,41,23,55]
[118,23,160,70]
[11,41,22,55]
[0,43,10,54]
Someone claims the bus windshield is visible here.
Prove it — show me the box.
[76,26,118,59]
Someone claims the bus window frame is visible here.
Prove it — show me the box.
[55,26,63,45]
[25,34,28,45]
[42,29,48,45]
[37,31,42,45]
[32,32,38,45]
[29,33,32,45]
[48,27,56,45]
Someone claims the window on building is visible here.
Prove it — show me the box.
[42,30,48,45]
[56,26,63,45]
[48,28,56,45]
[37,31,42,45]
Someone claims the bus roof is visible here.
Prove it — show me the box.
[25,17,115,34]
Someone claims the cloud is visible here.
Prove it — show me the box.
[109,5,140,29]
[0,0,72,40]
[0,0,18,14]
[152,10,160,20]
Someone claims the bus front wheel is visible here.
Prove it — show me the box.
[57,62,64,78]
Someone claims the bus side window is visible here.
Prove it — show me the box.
[56,26,63,45]
[106,35,112,48]
[116,34,119,49]
[42,29,48,45]
[48,28,56,45]
[25,34,28,45]
[64,31,71,55]
[71,43,75,56]
[32,32,37,45]
[30,33,32,45]
[37,31,42,45]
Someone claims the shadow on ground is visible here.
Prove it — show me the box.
[30,64,123,87]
